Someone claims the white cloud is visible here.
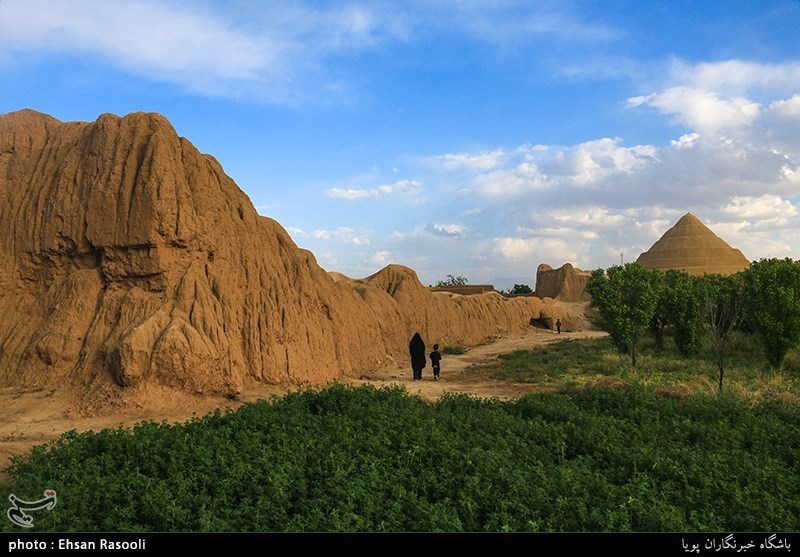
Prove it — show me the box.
[326,189,373,200]
[670,133,700,149]
[296,57,800,282]
[548,206,626,228]
[493,237,589,267]
[370,250,391,266]
[630,87,761,134]
[759,95,800,153]
[326,179,421,200]
[770,94,800,117]
[397,1,617,45]
[0,0,278,96]
[557,138,658,185]
[430,149,507,170]
[634,218,673,241]
[254,203,280,214]
[669,59,800,95]
[629,60,800,146]
[472,137,661,199]
[619,206,684,220]
[524,120,800,210]
[389,105,798,270]
[473,162,548,198]
[517,226,598,240]
[0,0,619,102]
[288,226,371,245]
[706,221,790,261]
[393,179,421,192]
[0,0,401,101]
[392,223,468,240]
[518,144,551,157]
[382,102,800,271]
[285,56,800,278]
[316,251,339,269]
[425,223,467,238]
[723,195,798,220]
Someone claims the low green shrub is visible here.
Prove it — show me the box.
[3,384,798,532]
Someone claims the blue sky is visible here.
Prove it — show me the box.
[2,0,799,288]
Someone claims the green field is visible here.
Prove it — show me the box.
[3,382,799,532]
[479,334,800,405]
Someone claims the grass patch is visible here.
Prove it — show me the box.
[485,338,619,383]
[3,383,799,532]
[443,345,466,355]
[477,333,800,404]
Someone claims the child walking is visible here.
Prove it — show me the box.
[430,344,442,381]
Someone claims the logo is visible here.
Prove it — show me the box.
[7,490,57,528]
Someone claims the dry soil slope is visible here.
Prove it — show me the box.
[0,109,568,397]
[534,263,591,302]
[358,264,568,343]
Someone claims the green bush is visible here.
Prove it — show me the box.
[436,274,468,287]
[3,384,798,532]
[587,264,662,367]
[508,284,533,295]
[742,258,800,368]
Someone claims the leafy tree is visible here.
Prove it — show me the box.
[649,273,669,350]
[508,284,533,294]
[664,271,703,358]
[586,263,661,367]
[436,274,468,287]
[695,273,743,393]
[742,258,800,368]
[649,270,696,353]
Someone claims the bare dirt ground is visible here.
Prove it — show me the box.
[0,325,605,482]
[350,328,607,402]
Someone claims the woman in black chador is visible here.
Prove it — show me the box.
[409,332,426,381]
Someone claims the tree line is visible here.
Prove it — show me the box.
[434,274,534,295]
[586,258,800,392]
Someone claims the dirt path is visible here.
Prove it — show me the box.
[0,326,606,481]
[349,328,607,401]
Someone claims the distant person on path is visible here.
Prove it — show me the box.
[409,332,426,381]
[556,319,562,334]
[430,344,442,381]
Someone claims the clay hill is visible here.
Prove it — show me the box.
[0,109,569,398]
[636,213,750,276]
[534,263,591,302]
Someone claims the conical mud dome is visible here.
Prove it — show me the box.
[636,213,750,275]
